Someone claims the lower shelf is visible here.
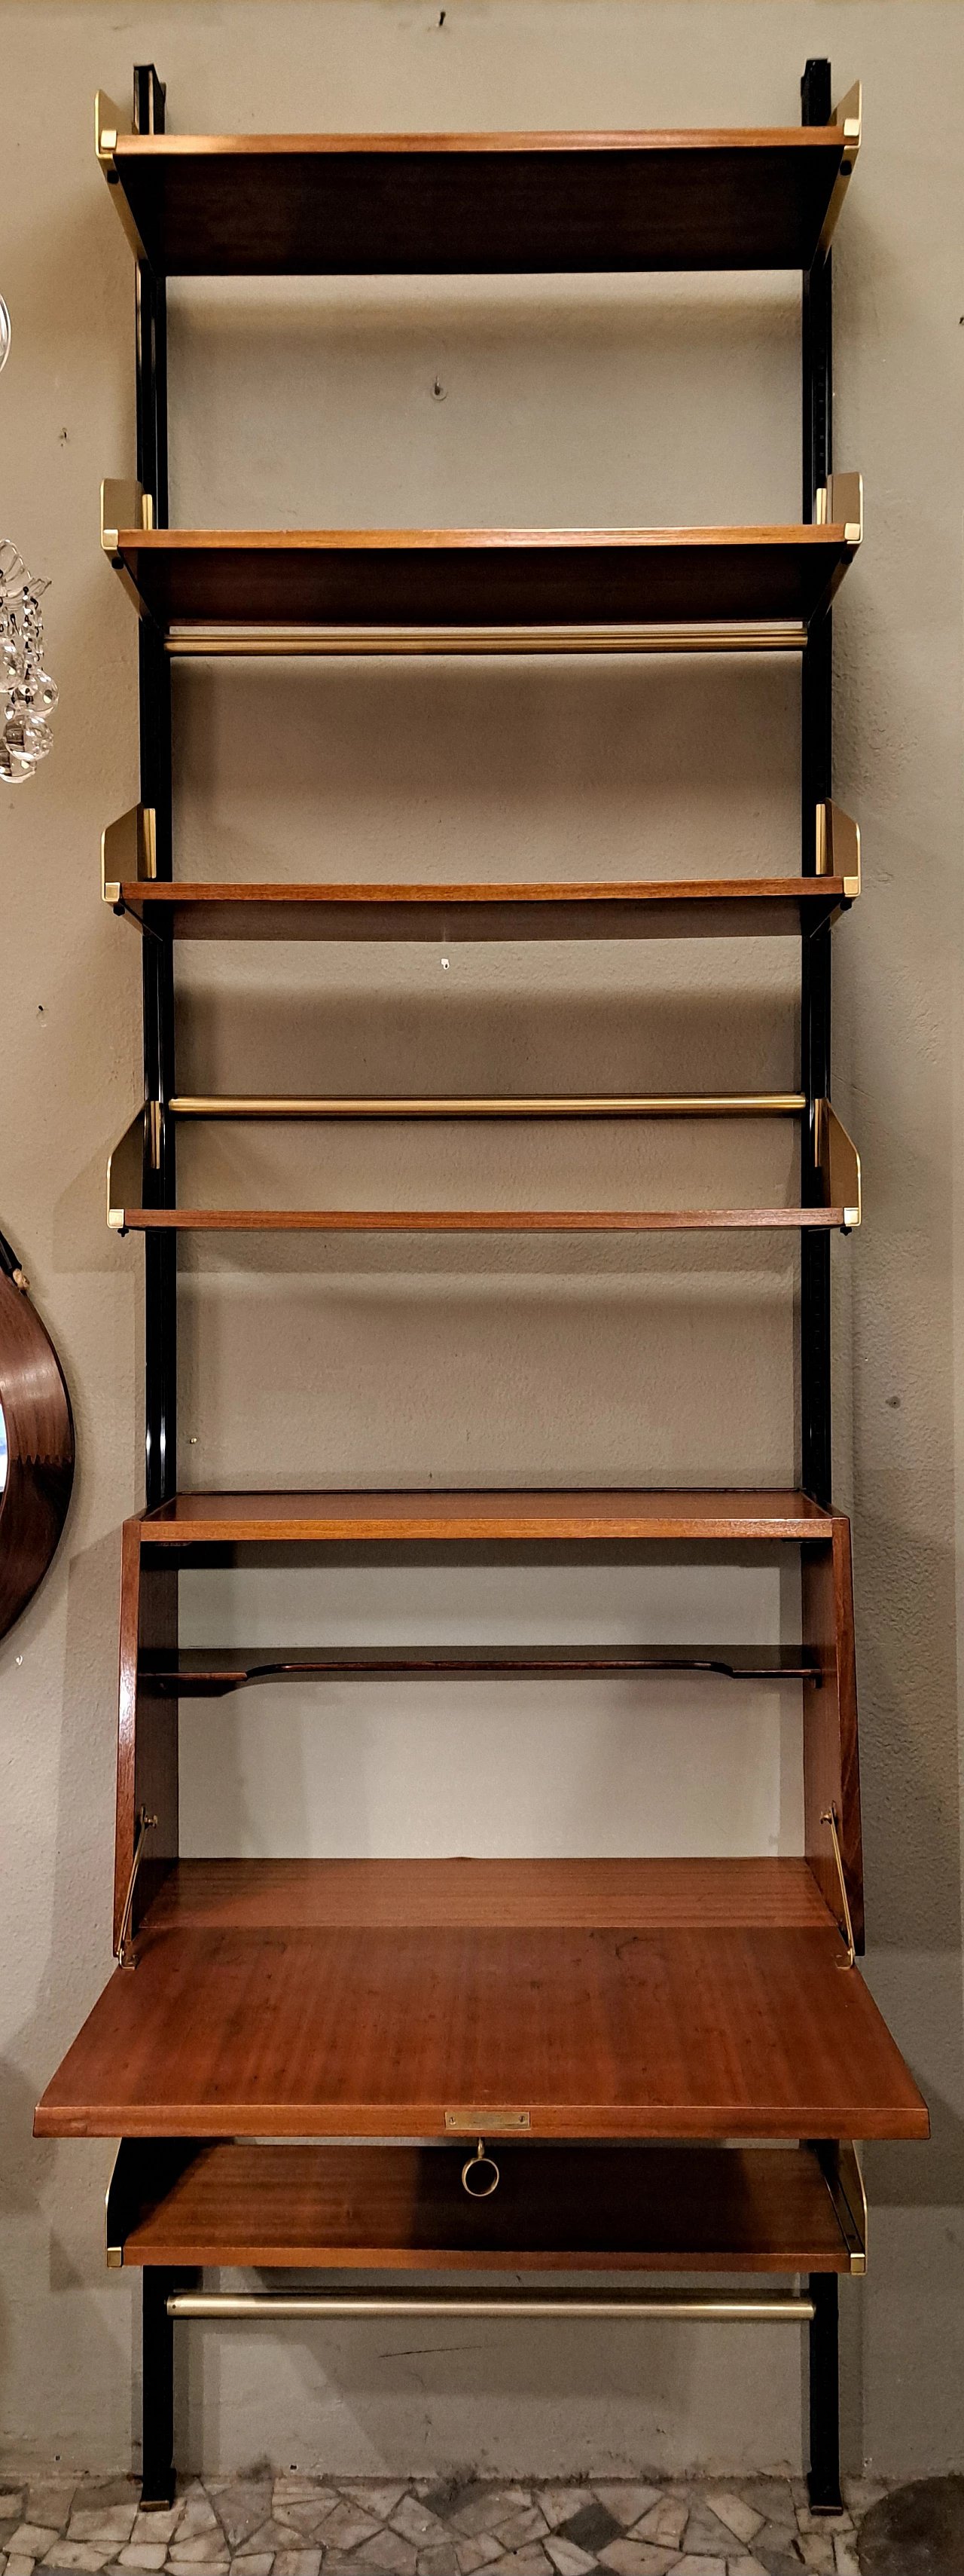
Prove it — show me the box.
[35,1857,928,2144]
[106,2138,866,2275]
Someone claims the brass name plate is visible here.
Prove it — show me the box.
[444,2109,530,2133]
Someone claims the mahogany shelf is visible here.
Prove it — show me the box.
[34,1856,927,2144]
[105,1091,862,1236]
[105,2138,866,2275]
[136,1486,843,1545]
[158,1642,819,1696]
[102,518,859,643]
[102,802,859,939]
[111,879,856,942]
[96,117,858,277]
[114,1206,853,1233]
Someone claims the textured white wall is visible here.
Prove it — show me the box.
[0,0,961,2486]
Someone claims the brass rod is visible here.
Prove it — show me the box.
[167,2292,815,2324]
[163,623,808,660]
[169,1093,808,1120]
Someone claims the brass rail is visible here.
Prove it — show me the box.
[168,1092,808,1120]
[167,2290,816,2323]
[163,623,811,659]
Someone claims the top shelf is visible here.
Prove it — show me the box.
[96,95,861,277]
[138,1487,843,1546]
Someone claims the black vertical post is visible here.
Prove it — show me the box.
[140,2266,177,2508]
[800,57,833,1511]
[807,2271,842,2512]
[801,57,843,2519]
[134,64,177,1509]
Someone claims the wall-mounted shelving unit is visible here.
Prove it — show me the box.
[38,58,926,2519]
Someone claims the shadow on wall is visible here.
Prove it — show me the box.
[166,272,800,533]
[172,654,801,886]
[2,1525,133,2448]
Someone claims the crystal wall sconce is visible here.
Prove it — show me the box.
[1,296,58,785]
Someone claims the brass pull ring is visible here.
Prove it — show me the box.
[462,2137,500,2199]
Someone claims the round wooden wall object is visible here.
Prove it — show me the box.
[0,1231,75,1642]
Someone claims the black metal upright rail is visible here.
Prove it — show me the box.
[133,64,179,2491]
[801,53,843,2519]
[133,64,176,1511]
[801,55,834,1511]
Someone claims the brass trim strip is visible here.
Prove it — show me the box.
[166,2290,816,2323]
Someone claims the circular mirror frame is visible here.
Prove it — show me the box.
[0,1230,75,1642]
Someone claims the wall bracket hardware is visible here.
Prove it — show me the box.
[816,802,860,900]
[102,804,157,906]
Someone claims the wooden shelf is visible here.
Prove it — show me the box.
[103,807,859,943]
[158,1642,819,1695]
[111,880,856,941]
[105,1093,862,1235]
[101,510,861,646]
[96,111,859,277]
[136,1486,841,1544]
[105,2138,866,2275]
[34,1855,927,2144]
[115,1205,853,1233]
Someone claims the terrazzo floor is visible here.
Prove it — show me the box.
[0,2474,889,2576]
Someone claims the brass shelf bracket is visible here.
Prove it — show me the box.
[815,1098,861,1229]
[816,802,861,902]
[821,1804,857,1969]
[814,471,863,547]
[115,1807,157,1971]
[102,805,157,909]
[816,2140,868,2273]
[819,81,862,254]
